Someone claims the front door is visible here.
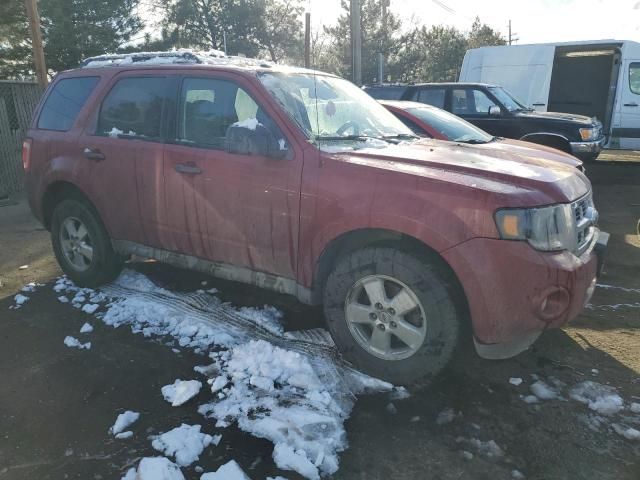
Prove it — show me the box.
[161,73,302,280]
[614,60,640,149]
[449,87,518,138]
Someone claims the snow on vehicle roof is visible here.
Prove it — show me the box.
[80,49,275,69]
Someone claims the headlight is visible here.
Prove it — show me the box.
[495,204,575,251]
[579,128,596,141]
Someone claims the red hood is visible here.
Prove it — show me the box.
[326,138,591,206]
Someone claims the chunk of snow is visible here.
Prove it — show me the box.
[63,336,91,350]
[612,424,640,441]
[410,416,420,422]
[13,294,29,306]
[58,296,69,303]
[162,379,203,407]
[570,381,624,415]
[512,470,525,479]
[469,438,504,458]
[121,468,136,480]
[210,376,228,392]
[509,377,523,386]
[211,434,222,446]
[436,407,457,425]
[389,386,411,400]
[386,402,398,415]
[131,457,185,480]
[522,395,539,404]
[461,451,474,460]
[82,303,100,314]
[232,118,260,130]
[272,443,319,480]
[21,282,43,292]
[630,402,640,414]
[151,424,213,467]
[591,369,599,375]
[80,322,94,333]
[115,431,133,439]
[530,380,559,400]
[200,460,250,480]
[110,411,140,435]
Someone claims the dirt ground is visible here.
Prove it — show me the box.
[0,162,638,480]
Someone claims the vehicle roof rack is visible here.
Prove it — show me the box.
[80,50,274,69]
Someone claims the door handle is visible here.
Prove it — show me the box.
[624,102,638,107]
[83,147,105,161]
[174,163,202,175]
[532,103,546,106]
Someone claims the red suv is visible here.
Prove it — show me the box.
[24,52,607,385]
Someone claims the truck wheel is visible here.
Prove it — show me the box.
[51,198,123,288]
[323,247,461,386]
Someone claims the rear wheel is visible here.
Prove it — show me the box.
[323,247,461,385]
[51,199,123,287]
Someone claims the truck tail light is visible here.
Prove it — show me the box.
[22,138,32,171]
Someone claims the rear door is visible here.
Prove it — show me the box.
[161,72,302,279]
[77,74,173,245]
[614,60,640,149]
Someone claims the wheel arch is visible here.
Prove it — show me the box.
[310,228,469,315]
[41,181,99,231]
[519,132,571,152]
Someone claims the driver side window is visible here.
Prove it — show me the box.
[452,89,498,116]
[178,77,285,150]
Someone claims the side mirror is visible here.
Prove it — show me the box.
[489,105,502,117]
[225,122,289,160]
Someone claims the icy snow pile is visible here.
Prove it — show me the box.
[121,456,184,480]
[200,460,250,480]
[80,322,94,333]
[52,270,392,479]
[151,424,213,467]
[11,293,30,309]
[63,335,91,350]
[162,379,203,407]
[569,381,624,416]
[110,410,140,436]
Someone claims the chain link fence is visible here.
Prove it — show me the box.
[0,80,42,199]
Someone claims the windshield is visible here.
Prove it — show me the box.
[407,106,494,144]
[488,86,529,112]
[258,73,414,144]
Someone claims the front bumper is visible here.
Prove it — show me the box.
[442,230,607,359]
[570,137,605,156]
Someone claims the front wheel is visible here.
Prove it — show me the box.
[323,247,462,385]
[51,198,123,287]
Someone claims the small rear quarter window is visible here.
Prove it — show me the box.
[37,77,99,131]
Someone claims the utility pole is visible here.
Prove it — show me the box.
[350,0,362,86]
[304,12,311,69]
[508,19,518,45]
[24,0,48,88]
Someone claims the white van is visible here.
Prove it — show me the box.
[460,40,640,150]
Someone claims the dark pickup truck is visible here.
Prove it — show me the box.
[364,82,605,161]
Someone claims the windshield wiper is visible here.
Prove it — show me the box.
[382,133,419,141]
[315,134,391,142]
[455,138,489,144]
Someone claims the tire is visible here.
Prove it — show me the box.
[323,247,461,386]
[51,198,123,287]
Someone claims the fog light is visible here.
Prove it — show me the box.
[536,287,570,321]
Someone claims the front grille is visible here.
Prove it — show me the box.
[572,194,596,255]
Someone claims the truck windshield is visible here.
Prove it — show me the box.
[488,87,530,112]
[407,106,494,144]
[258,72,415,145]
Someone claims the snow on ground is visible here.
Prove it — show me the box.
[80,322,94,333]
[110,410,140,435]
[200,460,250,480]
[81,303,100,314]
[122,457,185,480]
[11,293,29,309]
[162,379,202,407]
[569,381,624,416]
[529,380,560,401]
[63,336,91,350]
[21,281,44,293]
[115,431,134,440]
[52,269,392,479]
[509,377,523,386]
[151,424,213,467]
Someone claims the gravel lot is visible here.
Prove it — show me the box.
[0,162,638,480]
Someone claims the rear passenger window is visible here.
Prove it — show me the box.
[630,63,640,94]
[178,77,283,150]
[38,77,99,131]
[415,88,446,109]
[97,77,168,139]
